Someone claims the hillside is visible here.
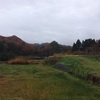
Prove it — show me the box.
[0,35,69,61]
[0,35,25,44]
[0,35,38,60]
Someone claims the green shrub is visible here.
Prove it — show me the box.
[43,56,61,65]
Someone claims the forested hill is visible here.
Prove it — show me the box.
[0,35,70,61]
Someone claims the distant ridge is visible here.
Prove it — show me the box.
[0,35,36,54]
[0,35,26,44]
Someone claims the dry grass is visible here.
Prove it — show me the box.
[8,57,31,65]
[8,57,43,65]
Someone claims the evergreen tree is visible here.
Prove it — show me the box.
[76,39,82,50]
[72,43,77,51]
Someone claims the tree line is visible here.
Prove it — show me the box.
[0,40,70,61]
[72,39,100,55]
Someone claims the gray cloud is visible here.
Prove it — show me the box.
[0,0,100,45]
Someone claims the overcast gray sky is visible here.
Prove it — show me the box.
[0,0,100,45]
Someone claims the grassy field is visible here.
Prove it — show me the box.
[59,55,100,79]
[0,56,100,100]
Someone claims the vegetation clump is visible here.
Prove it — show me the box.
[43,56,62,65]
[8,57,31,65]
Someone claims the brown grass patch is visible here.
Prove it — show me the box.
[8,57,31,65]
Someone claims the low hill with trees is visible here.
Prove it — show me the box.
[0,35,70,61]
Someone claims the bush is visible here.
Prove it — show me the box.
[43,56,61,65]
